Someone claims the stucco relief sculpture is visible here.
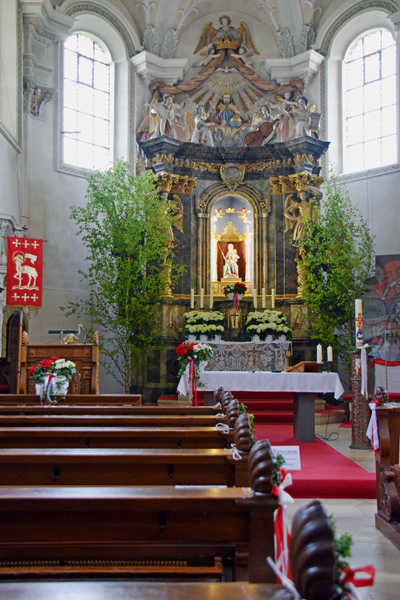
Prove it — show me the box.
[137,15,319,148]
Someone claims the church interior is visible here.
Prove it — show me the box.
[1,1,400,598]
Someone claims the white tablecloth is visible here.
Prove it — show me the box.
[177,371,344,400]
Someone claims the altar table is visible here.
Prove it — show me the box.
[177,371,344,443]
[204,341,290,372]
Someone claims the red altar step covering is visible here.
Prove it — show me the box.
[159,392,342,424]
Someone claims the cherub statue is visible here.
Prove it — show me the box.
[193,15,259,56]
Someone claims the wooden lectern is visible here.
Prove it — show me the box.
[285,361,320,373]
[19,343,99,395]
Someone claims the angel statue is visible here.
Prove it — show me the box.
[193,15,259,56]
[149,93,184,139]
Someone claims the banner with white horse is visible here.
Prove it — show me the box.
[6,237,43,307]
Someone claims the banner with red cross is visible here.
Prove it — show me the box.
[6,237,43,308]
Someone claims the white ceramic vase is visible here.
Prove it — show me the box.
[187,334,196,342]
[226,292,234,300]
[251,335,261,343]
[279,335,287,342]
[265,334,273,343]
[199,334,209,342]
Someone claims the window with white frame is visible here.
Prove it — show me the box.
[344,29,397,174]
[62,33,112,172]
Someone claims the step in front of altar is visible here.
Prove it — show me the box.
[159,393,345,425]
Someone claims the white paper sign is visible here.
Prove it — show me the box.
[271,446,301,470]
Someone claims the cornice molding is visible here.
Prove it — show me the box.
[63,1,137,56]
[317,1,399,56]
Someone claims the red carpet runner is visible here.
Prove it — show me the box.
[255,424,376,499]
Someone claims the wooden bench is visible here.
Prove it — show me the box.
[0,404,219,416]
[0,498,336,599]
[375,402,400,549]
[0,414,225,428]
[0,393,142,405]
[0,440,277,583]
[0,447,248,486]
[0,426,234,449]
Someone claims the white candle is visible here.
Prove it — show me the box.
[355,299,363,349]
[253,289,257,309]
[271,288,275,309]
[190,289,194,309]
[200,288,204,309]
[262,288,266,309]
[316,344,323,364]
[209,288,213,309]
[327,345,333,362]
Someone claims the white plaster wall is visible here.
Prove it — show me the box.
[0,136,21,218]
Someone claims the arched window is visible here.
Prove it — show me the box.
[62,33,112,172]
[344,29,397,173]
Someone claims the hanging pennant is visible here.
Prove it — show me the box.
[6,237,43,308]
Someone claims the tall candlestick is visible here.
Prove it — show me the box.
[316,344,323,364]
[190,289,194,309]
[355,299,363,349]
[262,288,266,309]
[327,345,333,362]
[253,289,257,309]
[200,288,204,309]
[271,288,275,309]
[209,288,213,309]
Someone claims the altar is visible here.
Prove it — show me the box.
[202,341,290,372]
[177,371,344,442]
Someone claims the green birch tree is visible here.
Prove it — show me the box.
[63,160,182,392]
[298,173,375,368]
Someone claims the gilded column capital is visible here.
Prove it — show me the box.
[270,177,282,195]
[288,172,324,192]
[155,173,197,194]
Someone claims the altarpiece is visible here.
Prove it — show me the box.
[136,15,329,401]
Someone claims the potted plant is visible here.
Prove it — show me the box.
[176,342,213,379]
[246,310,292,342]
[184,310,225,341]
[223,282,247,300]
[29,357,76,404]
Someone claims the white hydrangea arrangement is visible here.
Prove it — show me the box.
[246,310,292,341]
[184,310,225,339]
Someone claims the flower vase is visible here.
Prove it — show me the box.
[199,334,209,342]
[39,375,69,405]
[187,334,196,342]
[265,334,273,343]
[214,335,222,342]
[226,293,234,300]
[251,335,261,343]
[279,335,287,342]
[198,361,208,372]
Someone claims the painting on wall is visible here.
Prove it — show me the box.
[364,255,400,362]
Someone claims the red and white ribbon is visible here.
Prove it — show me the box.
[233,290,240,312]
[188,357,197,406]
[272,470,294,582]
[366,402,379,454]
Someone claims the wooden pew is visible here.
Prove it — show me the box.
[0,404,219,416]
[1,393,142,405]
[0,408,251,487]
[0,414,224,427]
[0,426,234,449]
[0,441,278,583]
[375,402,400,549]
[0,447,248,486]
[0,498,336,600]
